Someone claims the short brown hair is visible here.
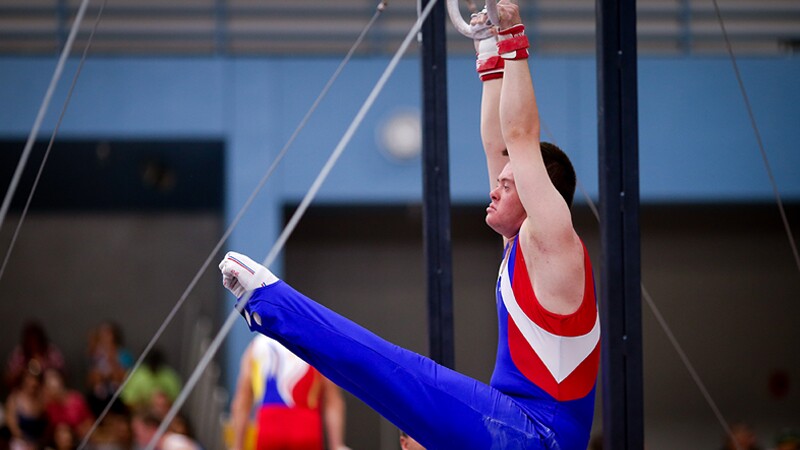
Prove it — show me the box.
[540,142,576,208]
[502,142,577,207]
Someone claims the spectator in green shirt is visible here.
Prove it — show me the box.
[121,348,181,413]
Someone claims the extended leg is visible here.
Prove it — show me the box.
[239,281,551,450]
[219,251,555,449]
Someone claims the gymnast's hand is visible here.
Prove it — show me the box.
[471,6,504,82]
[218,251,279,298]
[470,5,494,43]
[496,0,522,30]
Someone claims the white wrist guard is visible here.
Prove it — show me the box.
[476,35,504,81]
[219,251,279,298]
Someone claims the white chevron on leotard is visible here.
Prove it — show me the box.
[499,266,600,383]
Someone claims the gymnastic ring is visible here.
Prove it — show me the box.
[446,0,498,40]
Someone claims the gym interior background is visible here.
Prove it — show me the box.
[1,1,799,449]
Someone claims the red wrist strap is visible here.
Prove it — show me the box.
[497,24,530,60]
[476,55,505,81]
[480,71,505,81]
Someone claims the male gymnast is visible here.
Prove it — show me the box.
[219,2,600,448]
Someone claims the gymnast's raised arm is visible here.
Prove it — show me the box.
[490,0,585,315]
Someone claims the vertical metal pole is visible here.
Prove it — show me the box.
[597,0,644,448]
[419,0,454,368]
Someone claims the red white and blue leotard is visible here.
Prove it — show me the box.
[250,335,325,450]
[236,235,599,450]
[491,236,600,449]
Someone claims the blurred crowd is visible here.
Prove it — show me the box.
[720,423,800,450]
[0,320,199,450]
[586,422,800,450]
[4,319,797,450]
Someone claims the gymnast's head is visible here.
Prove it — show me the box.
[500,142,576,206]
[486,142,576,237]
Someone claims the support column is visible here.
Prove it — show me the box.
[419,0,454,368]
[596,0,644,447]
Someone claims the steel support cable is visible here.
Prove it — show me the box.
[0,0,93,240]
[640,284,741,449]
[711,0,800,274]
[75,3,388,449]
[144,1,439,448]
[0,0,109,283]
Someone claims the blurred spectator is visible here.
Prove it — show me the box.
[43,369,93,441]
[399,430,425,450]
[131,411,199,450]
[148,392,172,422]
[722,422,762,450]
[5,321,65,391]
[230,335,348,450]
[120,349,181,414]
[89,412,132,450]
[775,428,800,450]
[588,434,603,450]
[86,322,133,417]
[46,423,75,450]
[140,389,194,443]
[5,368,48,450]
[166,414,193,439]
[1,399,11,450]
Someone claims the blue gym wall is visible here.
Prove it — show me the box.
[1,54,799,394]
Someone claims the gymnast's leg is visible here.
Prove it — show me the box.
[220,252,554,450]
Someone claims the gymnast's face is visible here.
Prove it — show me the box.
[486,163,526,238]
